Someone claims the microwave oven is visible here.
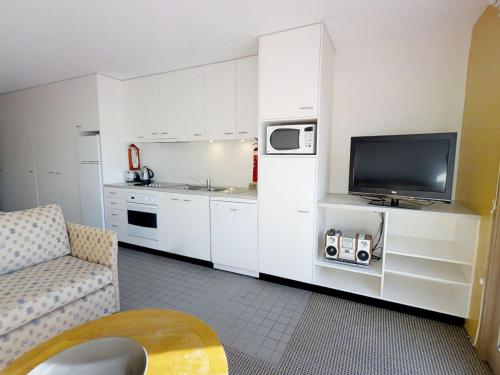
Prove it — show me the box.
[266,124,316,155]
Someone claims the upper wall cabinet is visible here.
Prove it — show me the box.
[123,75,160,141]
[174,67,204,141]
[122,56,258,143]
[236,56,258,139]
[204,61,237,141]
[259,24,322,121]
[65,75,101,132]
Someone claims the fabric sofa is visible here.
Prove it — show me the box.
[0,204,119,369]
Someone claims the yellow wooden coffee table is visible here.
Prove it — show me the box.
[1,309,228,375]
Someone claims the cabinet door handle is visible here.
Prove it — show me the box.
[55,172,61,175]
[109,192,117,195]
[27,170,34,173]
[111,213,118,216]
[297,210,310,213]
[152,132,159,135]
[48,171,54,174]
[238,131,248,134]
[183,199,191,202]
[137,136,145,139]
[75,125,83,129]
[229,208,238,212]
[171,198,179,201]
[300,106,314,110]
[161,132,169,135]
[111,224,119,228]
[193,133,202,137]
[224,132,234,135]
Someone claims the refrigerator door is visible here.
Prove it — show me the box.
[77,135,101,162]
[78,163,104,228]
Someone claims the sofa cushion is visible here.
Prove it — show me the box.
[0,205,70,275]
[0,255,113,336]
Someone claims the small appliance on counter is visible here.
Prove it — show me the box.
[324,229,373,266]
[125,170,140,182]
[140,166,155,183]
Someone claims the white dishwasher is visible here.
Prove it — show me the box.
[210,198,258,277]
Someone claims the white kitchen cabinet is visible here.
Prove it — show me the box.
[158,72,179,141]
[236,56,258,139]
[204,61,237,141]
[123,75,160,141]
[61,75,100,132]
[258,156,317,283]
[0,91,38,211]
[211,198,258,276]
[32,82,82,223]
[158,193,210,261]
[259,24,322,120]
[174,67,204,141]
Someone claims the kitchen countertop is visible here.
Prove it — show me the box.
[104,182,258,200]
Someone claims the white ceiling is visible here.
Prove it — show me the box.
[0,0,487,94]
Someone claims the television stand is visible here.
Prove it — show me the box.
[367,197,422,210]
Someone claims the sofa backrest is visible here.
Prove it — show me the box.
[0,204,70,275]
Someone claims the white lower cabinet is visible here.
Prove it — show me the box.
[258,156,317,283]
[210,198,258,276]
[158,193,211,261]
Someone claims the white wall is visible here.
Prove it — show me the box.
[139,140,254,187]
[327,25,474,195]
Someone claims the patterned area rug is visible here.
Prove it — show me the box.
[225,293,491,375]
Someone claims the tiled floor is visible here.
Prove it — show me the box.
[119,247,310,363]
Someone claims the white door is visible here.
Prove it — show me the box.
[123,75,160,141]
[259,24,321,120]
[258,156,317,283]
[211,200,258,276]
[158,72,178,141]
[174,67,204,141]
[236,56,258,139]
[204,61,237,141]
[159,193,210,261]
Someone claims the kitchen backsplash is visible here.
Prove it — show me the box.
[139,140,255,187]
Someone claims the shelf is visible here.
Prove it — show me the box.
[319,193,480,218]
[385,235,473,265]
[314,267,382,299]
[383,273,470,318]
[315,257,383,277]
[384,254,471,285]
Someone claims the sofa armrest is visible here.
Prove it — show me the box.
[67,223,120,311]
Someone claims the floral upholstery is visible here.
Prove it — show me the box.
[0,285,115,369]
[0,205,70,275]
[0,255,112,336]
[0,204,119,370]
[67,223,120,311]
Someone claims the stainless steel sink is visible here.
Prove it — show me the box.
[204,187,226,192]
[180,184,205,190]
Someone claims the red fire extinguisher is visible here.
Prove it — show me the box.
[252,140,258,183]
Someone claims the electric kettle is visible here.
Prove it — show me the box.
[140,166,155,182]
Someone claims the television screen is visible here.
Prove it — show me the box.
[349,133,457,202]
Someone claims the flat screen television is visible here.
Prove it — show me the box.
[348,133,457,204]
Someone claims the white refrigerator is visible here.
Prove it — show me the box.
[77,135,105,229]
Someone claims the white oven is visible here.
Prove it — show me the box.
[126,193,158,241]
[266,124,316,155]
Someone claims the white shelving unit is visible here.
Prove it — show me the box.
[314,193,480,318]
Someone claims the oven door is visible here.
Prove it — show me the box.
[127,202,158,241]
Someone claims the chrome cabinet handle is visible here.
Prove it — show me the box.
[152,132,159,135]
[224,132,234,135]
[111,213,118,216]
[300,106,313,110]
[193,133,202,137]
[238,131,248,134]
[161,132,169,135]
[229,208,238,212]
[27,170,34,173]
[111,224,119,228]
[109,192,117,195]
[297,210,310,213]
[171,198,179,201]
[75,125,83,129]
[183,199,192,202]
[137,136,145,139]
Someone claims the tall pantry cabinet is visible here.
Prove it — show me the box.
[0,75,106,223]
[258,24,335,283]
